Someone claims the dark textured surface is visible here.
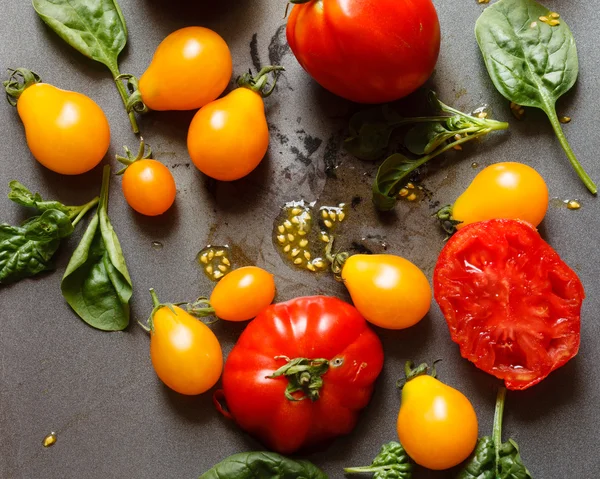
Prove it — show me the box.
[1,1,599,478]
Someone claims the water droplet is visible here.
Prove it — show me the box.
[42,432,57,448]
[151,241,163,250]
[471,162,479,168]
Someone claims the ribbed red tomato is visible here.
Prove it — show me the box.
[286,0,440,103]
[217,296,384,453]
[434,219,585,390]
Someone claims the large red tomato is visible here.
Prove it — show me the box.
[434,219,585,390]
[286,0,441,103]
[217,296,384,454]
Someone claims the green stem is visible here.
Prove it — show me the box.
[70,196,99,226]
[547,108,597,194]
[99,165,111,211]
[493,387,507,467]
[149,288,160,308]
[111,68,140,134]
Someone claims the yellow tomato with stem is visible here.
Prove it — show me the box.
[397,362,478,470]
[451,162,549,229]
[187,66,284,181]
[139,26,232,111]
[6,68,110,175]
[148,289,223,395]
[340,254,431,329]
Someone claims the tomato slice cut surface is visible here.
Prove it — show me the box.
[433,219,584,390]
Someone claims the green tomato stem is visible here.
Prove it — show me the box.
[111,69,140,134]
[99,165,111,211]
[344,464,411,474]
[546,108,597,194]
[493,387,507,467]
[70,196,100,227]
[149,288,161,308]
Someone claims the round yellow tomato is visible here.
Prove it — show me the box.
[16,83,110,175]
[453,162,548,229]
[210,266,276,321]
[187,87,269,181]
[341,254,431,329]
[139,26,232,111]
[122,160,176,216]
[150,301,223,396]
[397,371,478,470]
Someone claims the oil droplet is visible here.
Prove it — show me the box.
[151,241,163,250]
[42,432,57,448]
[273,200,347,272]
[197,245,232,281]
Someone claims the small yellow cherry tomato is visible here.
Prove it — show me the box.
[122,160,176,216]
[341,254,431,329]
[8,70,110,175]
[210,266,276,321]
[139,27,232,111]
[397,365,478,470]
[452,162,548,229]
[187,66,283,181]
[149,292,223,396]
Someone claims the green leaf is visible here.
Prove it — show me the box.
[404,122,453,155]
[61,166,132,331]
[373,153,422,211]
[32,0,127,74]
[345,106,404,161]
[0,209,73,284]
[475,0,596,193]
[497,440,533,479]
[345,441,412,478]
[456,437,495,479]
[8,180,75,217]
[199,451,328,479]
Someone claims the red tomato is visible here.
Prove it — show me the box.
[286,0,440,103]
[217,296,384,453]
[433,219,584,390]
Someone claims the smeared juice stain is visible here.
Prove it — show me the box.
[550,198,582,210]
[197,246,231,281]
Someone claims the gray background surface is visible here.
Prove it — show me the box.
[1,0,599,477]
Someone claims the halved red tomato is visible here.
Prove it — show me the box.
[433,219,584,390]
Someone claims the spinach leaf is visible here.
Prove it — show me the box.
[345,441,412,478]
[404,122,453,155]
[0,209,73,284]
[199,451,328,479]
[457,388,532,479]
[32,0,145,133]
[61,166,132,331]
[475,0,596,194]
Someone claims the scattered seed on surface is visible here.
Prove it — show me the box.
[287,233,295,242]
[283,244,291,253]
[406,183,415,189]
[477,111,488,118]
[293,258,303,265]
[320,233,330,243]
[291,248,300,257]
[328,211,337,221]
[277,235,286,244]
[550,12,560,19]
[277,225,285,233]
[398,188,409,197]
[548,19,560,26]
[454,134,462,141]
[299,239,308,247]
[42,432,57,448]
[206,265,213,274]
[321,210,328,219]
[314,260,325,269]
[567,200,581,210]
[304,251,311,260]
[559,116,571,124]
[215,250,224,257]
[214,271,224,279]
[338,211,345,222]
[291,207,302,216]
[200,254,208,264]
[291,216,300,224]
[208,251,214,260]
[222,257,230,266]
[407,193,418,201]
[530,21,538,28]
[324,219,333,229]
[297,229,307,236]
[284,220,292,229]
[306,263,316,272]
[217,264,227,272]
[539,15,548,22]
[453,145,463,151]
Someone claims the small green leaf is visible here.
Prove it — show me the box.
[8,180,75,217]
[373,153,422,211]
[32,0,127,74]
[0,209,73,284]
[404,122,453,155]
[199,451,328,479]
[456,437,495,479]
[345,106,402,161]
[345,441,412,478]
[61,166,132,331]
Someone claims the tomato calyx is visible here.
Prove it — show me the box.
[397,360,441,388]
[237,65,285,98]
[267,355,330,401]
[116,138,154,175]
[115,73,149,115]
[324,237,350,281]
[3,68,42,106]
[434,204,462,236]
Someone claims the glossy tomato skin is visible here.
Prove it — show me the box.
[139,26,232,111]
[150,305,223,395]
[187,88,268,181]
[342,254,431,329]
[121,160,176,216]
[17,83,110,175]
[434,219,584,390]
[221,296,384,453]
[210,266,276,321]
[453,162,549,229]
[287,0,440,103]
[397,375,478,470]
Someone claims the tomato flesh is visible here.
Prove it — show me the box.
[433,219,584,390]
